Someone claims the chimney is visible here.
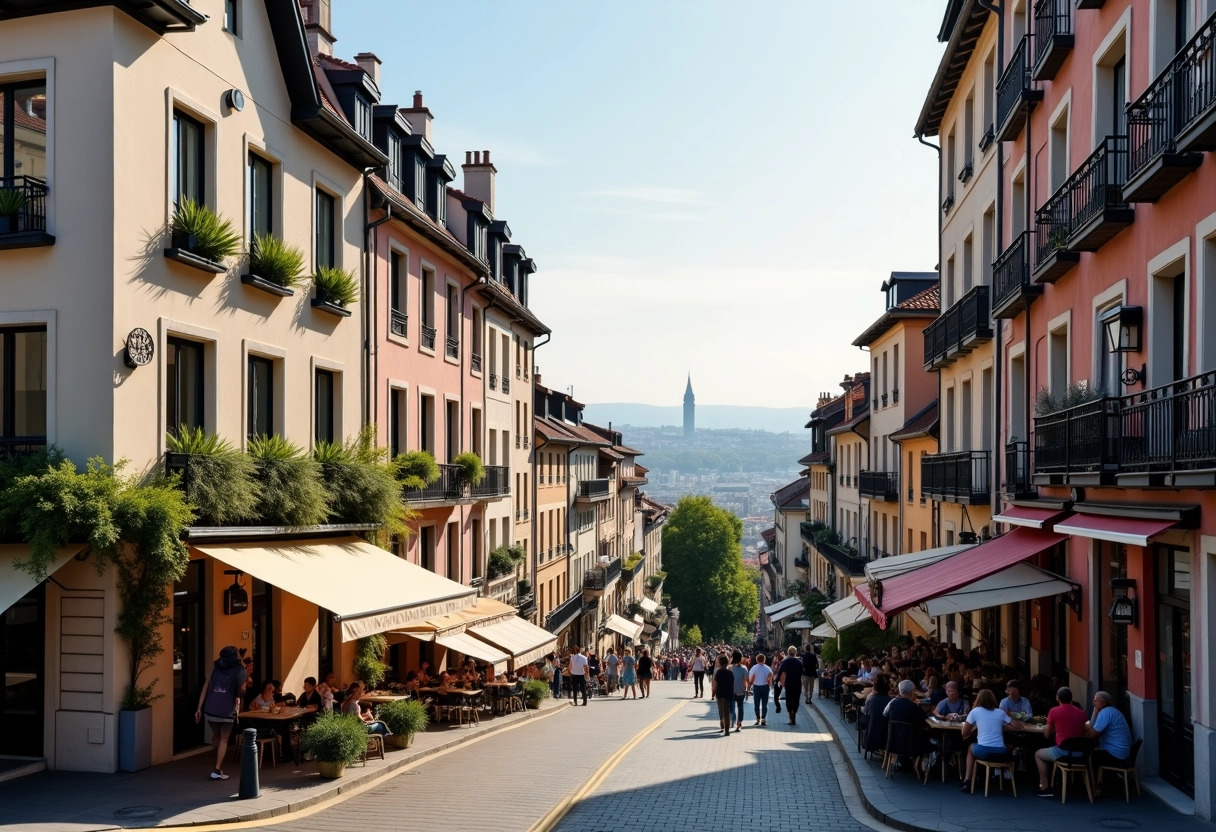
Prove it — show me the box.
[401,90,432,142]
[353,52,381,89]
[462,149,497,213]
[299,0,335,56]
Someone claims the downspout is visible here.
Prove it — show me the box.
[917,132,942,546]
[529,331,552,614]
[363,180,392,431]
[458,273,482,589]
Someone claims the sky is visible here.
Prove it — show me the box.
[339,0,949,410]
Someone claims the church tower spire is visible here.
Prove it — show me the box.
[683,374,695,438]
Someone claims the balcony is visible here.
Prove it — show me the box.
[1004,441,1035,498]
[489,372,497,390]
[958,161,974,184]
[921,450,991,504]
[858,470,899,502]
[992,232,1042,319]
[0,177,53,250]
[582,557,622,594]
[487,572,518,607]
[402,462,477,505]
[818,540,867,577]
[0,437,47,460]
[502,377,510,394]
[1031,220,1081,284]
[922,285,992,370]
[389,309,408,338]
[545,592,584,634]
[1062,135,1135,252]
[996,35,1043,142]
[1123,14,1216,202]
[470,353,482,373]
[420,324,437,351]
[445,336,459,360]
[1032,397,1120,485]
[1118,371,1216,486]
[469,464,510,500]
[575,478,611,503]
[1076,0,1105,7]
[1032,0,1074,82]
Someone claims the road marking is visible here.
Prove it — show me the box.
[152,703,569,832]
[528,699,688,832]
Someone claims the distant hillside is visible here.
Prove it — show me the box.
[584,403,809,434]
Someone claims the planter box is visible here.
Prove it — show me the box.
[310,296,352,318]
[241,273,295,297]
[316,760,346,779]
[0,214,18,234]
[118,707,152,772]
[388,733,414,749]
[164,247,227,274]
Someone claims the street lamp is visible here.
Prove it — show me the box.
[1099,305,1145,386]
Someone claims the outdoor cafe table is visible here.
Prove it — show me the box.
[237,706,310,764]
[362,693,411,704]
[924,716,1048,782]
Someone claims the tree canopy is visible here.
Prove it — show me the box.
[661,496,760,642]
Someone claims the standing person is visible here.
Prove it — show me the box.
[636,648,654,698]
[546,652,563,700]
[776,646,805,726]
[586,650,601,695]
[619,648,639,699]
[748,653,773,726]
[194,646,248,781]
[730,650,748,732]
[711,655,735,737]
[568,645,589,706]
[605,648,620,694]
[690,648,708,697]
[801,646,818,704]
[772,650,785,713]
[679,654,688,681]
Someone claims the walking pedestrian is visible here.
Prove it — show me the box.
[801,645,818,704]
[678,655,688,681]
[619,647,639,699]
[730,650,748,732]
[194,645,248,781]
[568,645,589,706]
[636,648,654,698]
[748,653,772,726]
[605,647,620,694]
[772,650,785,713]
[546,652,563,700]
[711,654,735,737]
[690,647,708,697]
[777,646,804,726]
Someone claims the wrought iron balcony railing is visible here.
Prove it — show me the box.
[992,231,1040,318]
[818,540,867,577]
[996,35,1042,141]
[1120,371,1216,477]
[0,437,48,461]
[545,592,584,634]
[583,557,622,591]
[469,464,510,499]
[921,450,991,504]
[502,377,511,394]
[445,336,459,359]
[421,324,437,350]
[1032,0,1073,81]
[576,478,611,500]
[922,285,992,370]
[402,462,477,503]
[0,176,52,247]
[470,353,482,373]
[389,309,408,338]
[858,470,899,502]
[1004,441,1034,497]
[1033,397,1120,479]
[489,372,497,390]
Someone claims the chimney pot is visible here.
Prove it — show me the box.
[465,151,472,164]
[484,150,491,163]
[413,90,423,108]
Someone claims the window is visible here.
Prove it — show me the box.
[445,399,459,463]
[470,408,482,456]
[172,109,205,209]
[353,95,372,141]
[389,251,407,337]
[982,51,995,134]
[247,356,274,439]
[414,156,426,212]
[389,387,407,457]
[1049,105,1069,191]
[0,327,47,444]
[315,189,335,268]
[446,284,459,357]
[223,0,238,34]
[315,369,335,445]
[386,133,402,192]
[471,307,483,369]
[1,79,47,182]
[166,337,204,436]
[962,234,974,292]
[420,267,435,329]
[248,152,273,239]
[446,522,459,581]
[419,393,435,454]
[420,526,434,571]
[1048,323,1070,395]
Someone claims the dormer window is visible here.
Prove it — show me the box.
[386,132,402,192]
[431,174,446,225]
[414,156,427,212]
[353,94,372,141]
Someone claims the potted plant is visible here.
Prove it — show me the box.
[311,265,359,316]
[166,427,258,526]
[300,711,369,779]
[523,679,549,709]
[395,449,440,490]
[168,199,241,271]
[378,699,429,748]
[1048,226,1070,252]
[242,233,305,296]
[246,435,329,526]
[452,451,486,495]
[316,428,409,538]
[0,185,25,234]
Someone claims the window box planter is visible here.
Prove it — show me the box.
[240,273,295,297]
[311,292,353,317]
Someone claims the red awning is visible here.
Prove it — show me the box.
[1054,513,1175,547]
[854,526,1067,629]
[993,505,1066,529]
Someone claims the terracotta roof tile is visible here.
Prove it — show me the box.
[317,53,366,73]
[890,400,939,442]
[898,284,940,310]
[771,477,810,510]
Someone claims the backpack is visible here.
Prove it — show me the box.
[202,665,247,719]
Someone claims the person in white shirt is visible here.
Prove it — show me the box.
[567,645,589,706]
[604,648,620,694]
[856,659,877,682]
[748,654,774,726]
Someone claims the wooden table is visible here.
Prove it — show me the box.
[238,707,310,764]
[362,693,410,704]
[923,716,1048,782]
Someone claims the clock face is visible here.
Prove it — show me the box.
[125,327,155,367]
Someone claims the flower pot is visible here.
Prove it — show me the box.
[0,214,18,235]
[171,227,198,252]
[316,760,347,779]
[389,733,413,749]
[118,707,153,772]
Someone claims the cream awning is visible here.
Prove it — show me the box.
[924,563,1076,617]
[388,598,518,641]
[770,602,804,623]
[784,620,813,630]
[809,621,836,638]
[604,613,644,641]
[639,597,659,613]
[863,543,975,580]
[823,595,869,632]
[193,536,476,642]
[468,615,557,668]
[1,544,85,615]
[763,596,801,616]
[434,630,510,675]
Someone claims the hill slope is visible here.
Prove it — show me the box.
[584,403,809,434]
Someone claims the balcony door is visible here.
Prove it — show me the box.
[172,561,206,753]
[0,583,44,757]
[1156,545,1193,795]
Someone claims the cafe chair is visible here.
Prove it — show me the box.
[856,706,869,754]
[883,720,926,781]
[1096,738,1142,803]
[971,753,1017,797]
[1051,737,1095,804]
[255,731,279,768]
[507,683,527,713]
[360,733,385,765]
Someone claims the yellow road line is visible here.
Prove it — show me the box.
[528,699,688,832]
[154,703,568,832]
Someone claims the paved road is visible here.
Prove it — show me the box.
[264,681,871,832]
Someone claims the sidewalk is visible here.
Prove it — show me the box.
[808,694,1216,832]
[0,698,569,831]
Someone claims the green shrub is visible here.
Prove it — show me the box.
[377,698,429,737]
[246,435,328,526]
[623,551,643,570]
[314,265,359,306]
[300,711,369,765]
[353,633,388,690]
[487,544,526,579]
[166,428,258,526]
[0,186,25,217]
[1034,382,1105,417]
[645,571,666,590]
[523,679,549,708]
[249,233,305,288]
[819,619,903,665]
[316,427,408,537]
[172,199,241,262]
[681,624,703,646]
[395,450,440,490]
[452,451,486,485]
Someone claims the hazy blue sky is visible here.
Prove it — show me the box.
[338,0,948,410]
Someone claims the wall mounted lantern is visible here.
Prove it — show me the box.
[1099,305,1145,385]
[1108,577,1138,626]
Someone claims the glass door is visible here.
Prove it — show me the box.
[0,584,45,757]
[1157,546,1193,794]
[172,561,206,753]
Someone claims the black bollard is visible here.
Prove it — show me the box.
[239,727,260,799]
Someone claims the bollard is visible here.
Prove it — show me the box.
[238,727,260,799]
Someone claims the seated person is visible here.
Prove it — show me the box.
[925,675,948,706]
[436,671,454,693]
[862,675,893,753]
[1033,686,1089,797]
[934,681,968,718]
[296,677,324,711]
[402,670,421,694]
[416,662,432,686]
[1000,680,1034,717]
[856,658,878,682]
[251,681,277,711]
[341,681,390,735]
[960,688,1023,791]
[883,680,932,765]
[1084,690,1133,771]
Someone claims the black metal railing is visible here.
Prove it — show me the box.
[881,394,888,407]
[577,478,610,499]
[1004,441,1033,496]
[489,372,497,390]
[545,593,584,633]
[389,309,408,338]
[470,353,482,373]
[794,555,809,569]
[0,176,49,234]
[921,450,991,502]
[870,546,892,560]
[1175,12,1216,138]
[922,285,992,369]
[1033,397,1120,475]
[421,324,436,350]
[892,388,900,404]
[0,437,48,460]
[1120,371,1216,473]
[818,541,867,576]
[993,231,1032,311]
[583,557,622,590]
[1033,0,1071,67]
[858,470,899,501]
[469,464,510,498]
[997,35,1034,133]
[1069,135,1130,232]
[445,336,459,359]
[502,377,510,394]
[403,462,471,502]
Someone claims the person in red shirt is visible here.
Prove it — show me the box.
[1034,687,1090,797]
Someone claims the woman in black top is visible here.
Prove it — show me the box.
[296,677,324,712]
[636,648,654,699]
[712,655,735,737]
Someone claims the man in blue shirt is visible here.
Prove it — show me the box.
[1085,690,1133,770]
[999,680,1034,717]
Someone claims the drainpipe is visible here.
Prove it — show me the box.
[529,331,552,614]
[916,132,942,546]
[363,180,392,431]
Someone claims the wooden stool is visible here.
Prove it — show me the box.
[971,757,1017,796]
[256,735,277,768]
